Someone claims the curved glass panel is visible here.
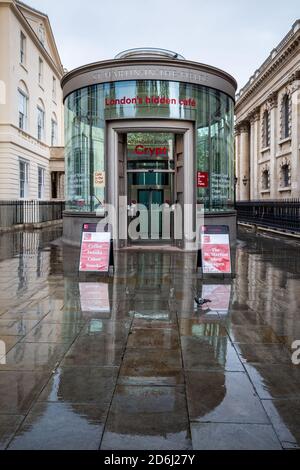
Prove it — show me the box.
[65,80,234,212]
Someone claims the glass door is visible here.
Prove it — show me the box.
[127,131,175,243]
[137,189,164,239]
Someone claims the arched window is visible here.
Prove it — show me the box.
[282,94,290,139]
[262,169,270,190]
[281,164,290,188]
[263,110,270,148]
[18,80,29,131]
[37,98,45,141]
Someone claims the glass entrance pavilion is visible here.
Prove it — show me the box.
[62,48,237,249]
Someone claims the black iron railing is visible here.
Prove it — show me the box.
[0,201,65,228]
[236,199,300,232]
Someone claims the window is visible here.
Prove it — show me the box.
[19,160,29,199]
[38,58,43,85]
[37,106,45,141]
[20,32,26,64]
[38,166,45,199]
[262,170,270,190]
[263,110,270,148]
[282,94,291,139]
[281,164,290,187]
[51,118,57,146]
[52,77,56,101]
[18,89,28,130]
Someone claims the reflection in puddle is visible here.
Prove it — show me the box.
[79,283,110,314]
[0,340,6,365]
[1,227,300,449]
[200,284,232,315]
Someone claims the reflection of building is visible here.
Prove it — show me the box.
[0,0,65,200]
[62,48,237,248]
[235,20,300,201]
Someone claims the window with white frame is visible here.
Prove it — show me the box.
[19,159,29,199]
[52,77,57,101]
[18,89,28,130]
[37,106,45,141]
[38,166,45,199]
[51,117,58,146]
[38,58,44,85]
[20,32,26,64]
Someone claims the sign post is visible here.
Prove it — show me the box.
[79,223,114,274]
[199,225,232,277]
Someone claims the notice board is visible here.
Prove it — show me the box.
[79,224,112,273]
[201,225,232,275]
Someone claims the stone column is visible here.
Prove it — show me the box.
[268,92,278,199]
[290,71,300,197]
[249,108,260,200]
[60,173,65,200]
[239,121,250,201]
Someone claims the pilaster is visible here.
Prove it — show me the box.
[290,71,300,197]
[268,92,278,199]
[238,120,250,201]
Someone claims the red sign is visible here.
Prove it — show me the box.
[134,145,168,157]
[79,231,111,272]
[105,96,197,107]
[201,226,231,274]
[197,172,209,188]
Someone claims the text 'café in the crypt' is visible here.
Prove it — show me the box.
[61,48,237,249]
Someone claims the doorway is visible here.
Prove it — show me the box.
[127,132,174,243]
[106,120,195,249]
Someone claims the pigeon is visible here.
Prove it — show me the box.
[194,297,212,307]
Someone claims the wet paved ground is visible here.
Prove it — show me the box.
[0,227,300,450]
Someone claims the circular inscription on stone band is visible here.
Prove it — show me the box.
[62,62,237,101]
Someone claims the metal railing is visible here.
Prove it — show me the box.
[0,201,65,228]
[236,199,300,233]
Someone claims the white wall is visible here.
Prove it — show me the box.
[0,1,64,200]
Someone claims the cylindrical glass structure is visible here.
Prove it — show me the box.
[65,80,235,213]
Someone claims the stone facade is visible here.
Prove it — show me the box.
[0,0,65,200]
[235,20,300,201]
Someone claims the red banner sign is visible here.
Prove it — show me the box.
[79,230,111,273]
[197,172,209,188]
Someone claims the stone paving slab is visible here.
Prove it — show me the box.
[191,423,282,450]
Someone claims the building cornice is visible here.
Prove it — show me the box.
[236,20,300,110]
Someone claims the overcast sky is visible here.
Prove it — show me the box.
[26,0,299,90]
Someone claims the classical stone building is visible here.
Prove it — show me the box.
[235,20,300,201]
[0,0,65,201]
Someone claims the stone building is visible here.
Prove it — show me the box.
[0,0,65,201]
[235,20,300,201]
